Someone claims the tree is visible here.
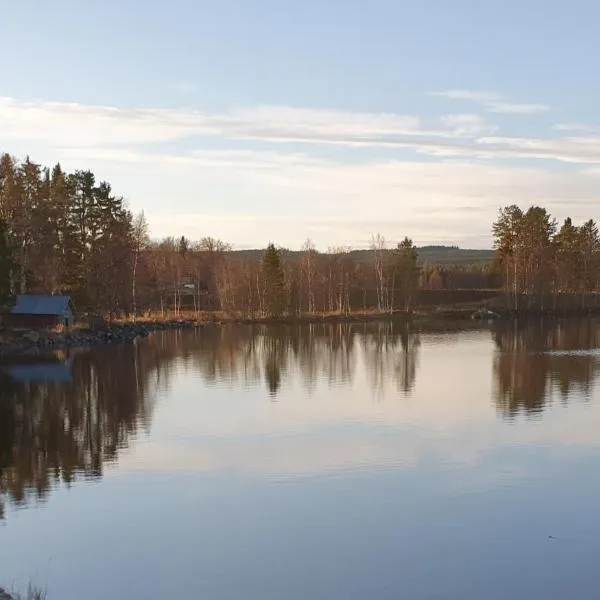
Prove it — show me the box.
[392,237,418,311]
[578,219,600,295]
[492,205,524,306]
[262,243,285,318]
[371,233,388,312]
[554,217,581,293]
[520,206,556,302]
[300,238,317,313]
[492,205,556,308]
[0,219,16,308]
[131,211,150,320]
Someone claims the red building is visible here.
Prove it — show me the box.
[6,295,74,330]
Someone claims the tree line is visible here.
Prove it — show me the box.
[493,205,600,310]
[0,152,546,320]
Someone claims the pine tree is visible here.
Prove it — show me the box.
[262,243,285,317]
[392,237,418,311]
[555,217,581,292]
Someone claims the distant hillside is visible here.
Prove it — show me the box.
[415,246,494,265]
[231,245,494,266]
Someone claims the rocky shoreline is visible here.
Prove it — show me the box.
[0,320,203,357]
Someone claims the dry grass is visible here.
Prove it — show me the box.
[72,306,486,330]
[11,584,47,600]
[106,308,412,325]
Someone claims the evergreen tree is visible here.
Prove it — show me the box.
[262,243,285,317]
[392,237,418,310]
[555,218,581,292]
[178,235,189,255]
[579,219,600,293]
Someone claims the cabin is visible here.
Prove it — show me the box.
[6,295,74,331]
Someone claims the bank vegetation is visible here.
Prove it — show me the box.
[2,153,600,320]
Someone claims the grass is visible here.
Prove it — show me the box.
[8,584,47,600]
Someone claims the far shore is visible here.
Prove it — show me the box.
[5,300,600,358]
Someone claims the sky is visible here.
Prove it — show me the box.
[2,0,600,250]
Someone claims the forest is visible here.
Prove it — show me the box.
[1,152,600,318]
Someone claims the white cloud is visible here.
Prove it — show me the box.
[476,135,600,164]
[72,149,598,248]
[5,95,585,168]
[0,97,437,148]
[60,147,324,170]
[6,96,586,167]
[440,113,497,137]
[0,96,504,159]
[3,94,600,248]
[65,132,600,169]
[553,122,600,133]
[432,89,551,114]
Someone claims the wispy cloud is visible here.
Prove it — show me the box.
[0,97,425,147]
[5,96,600,169]
[553,122,600,134]
[440,113,497,137]
[3,94,599,248]
[432,89,551,114]
[59,146,599,247]
[0,96,492,151]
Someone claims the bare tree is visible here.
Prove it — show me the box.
[131,211,149,320]
[371,233,387,312]
[300,238,317,313]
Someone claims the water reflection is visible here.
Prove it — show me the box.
[3,320,600,519]
[160,323,421,396]
[0,343,164,519]
[493,319,600,418]
[0,323,421,517]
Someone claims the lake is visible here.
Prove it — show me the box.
[2,321,600,600]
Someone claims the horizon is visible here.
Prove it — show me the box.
[203,243,494,253]
[3,1,600,250]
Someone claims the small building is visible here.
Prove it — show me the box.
[6,295,74,330]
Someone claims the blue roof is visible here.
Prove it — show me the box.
[10,295,72,316]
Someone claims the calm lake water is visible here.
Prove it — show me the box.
[2,321,600,599]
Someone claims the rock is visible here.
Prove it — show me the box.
[21,330,40,344]
[471,308,501,321]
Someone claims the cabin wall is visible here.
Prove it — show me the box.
[5,314,66,330]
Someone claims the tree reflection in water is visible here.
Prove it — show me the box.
[4,319,600,517]
[0,323,421,517]
[0,342,164,519]
[493,319,600,418]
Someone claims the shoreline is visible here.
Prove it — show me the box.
[2,307,600,358]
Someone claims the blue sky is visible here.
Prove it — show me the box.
[2,0,600,249]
